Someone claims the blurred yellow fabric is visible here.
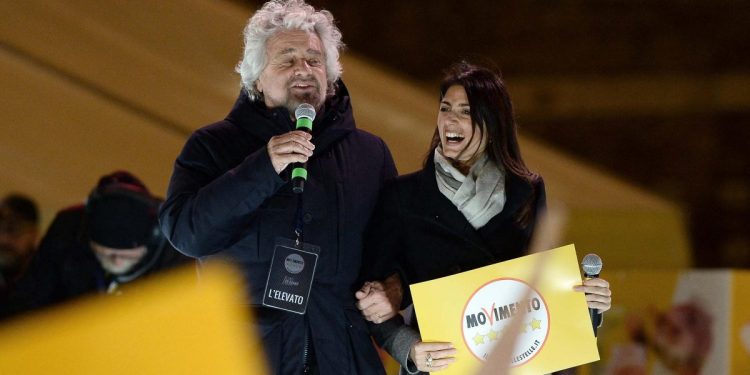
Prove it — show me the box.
[0,263,267,374]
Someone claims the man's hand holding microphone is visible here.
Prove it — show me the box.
[267,104,317,193]
[267,131,314,174]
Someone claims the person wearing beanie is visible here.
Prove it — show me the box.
[2,171,192,319]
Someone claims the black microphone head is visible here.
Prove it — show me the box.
[581,253,603,276]
[295,103,316,121]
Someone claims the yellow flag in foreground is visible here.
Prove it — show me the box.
[410,244,599,375]
[0,263,266,374]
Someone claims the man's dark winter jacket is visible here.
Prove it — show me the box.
[159,84,396,374]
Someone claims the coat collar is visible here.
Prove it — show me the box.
[414,154,534,250]
[415,156,485,249]
[225,80,354,156]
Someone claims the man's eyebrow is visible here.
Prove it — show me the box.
[275,48,323,56]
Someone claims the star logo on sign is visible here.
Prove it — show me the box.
[486,329,499,341]
[473,331,485,345]
[530,318,542,330]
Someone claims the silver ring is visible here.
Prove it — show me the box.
[426,353,433,368]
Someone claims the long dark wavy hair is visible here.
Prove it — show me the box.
[426,61,540,227]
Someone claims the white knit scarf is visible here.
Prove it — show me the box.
[434,147,506,229]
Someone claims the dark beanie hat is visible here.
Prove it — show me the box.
[86,171,158,249]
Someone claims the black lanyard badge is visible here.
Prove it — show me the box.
[263,237,320,314]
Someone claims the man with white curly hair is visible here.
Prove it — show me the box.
[159,1,395,373]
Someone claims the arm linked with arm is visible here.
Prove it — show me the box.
[360,170,422,372]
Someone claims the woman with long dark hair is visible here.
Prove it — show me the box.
[356,61,612,373]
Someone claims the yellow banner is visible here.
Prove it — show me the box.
[0,263,266,374]
[410,244,599,374]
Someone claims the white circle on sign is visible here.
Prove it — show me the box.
[460,278,550,366]
[284,253,305,274]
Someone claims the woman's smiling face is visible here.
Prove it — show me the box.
[437,85,487,163]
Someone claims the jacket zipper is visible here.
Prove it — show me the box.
[302,315,311,373]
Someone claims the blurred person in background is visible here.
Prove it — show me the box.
[0,194,39,309]
[158,1,395,373]
[1,171,191,320]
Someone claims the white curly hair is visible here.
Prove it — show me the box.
[236,0,344,101]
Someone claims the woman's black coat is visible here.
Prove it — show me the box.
[362,156,546,308]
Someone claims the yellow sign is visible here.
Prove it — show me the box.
[410,244,599,374]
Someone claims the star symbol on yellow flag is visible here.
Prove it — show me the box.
[530,318,542,330]
[486,329,498,341]
[473,331,485,345]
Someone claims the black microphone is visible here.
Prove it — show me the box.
[581,253,603,337]
[291,103,316,194]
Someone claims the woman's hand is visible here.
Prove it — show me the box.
[355,274,402,323]
[574,277,612,312]
[409,341,456,372]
